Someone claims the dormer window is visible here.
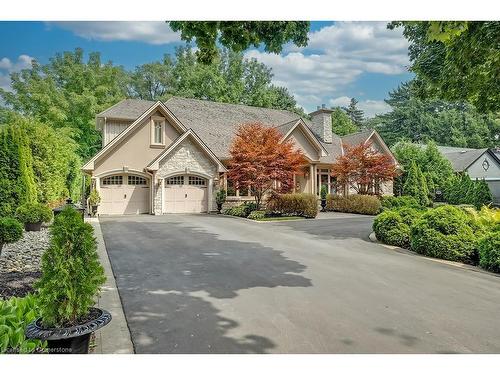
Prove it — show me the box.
[151,117,165,146]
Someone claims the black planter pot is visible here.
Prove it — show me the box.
[25,222,42,232]
[25,307,112,354]
[216,203,223,214]
[320,199,327,212]
[91,205,99,217]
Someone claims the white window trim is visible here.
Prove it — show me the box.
[150,116,166,146]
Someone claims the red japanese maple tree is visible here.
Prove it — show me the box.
[227,123,306,208]
[331,142,396,195]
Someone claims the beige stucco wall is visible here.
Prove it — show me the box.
[94,111,181,176]
[286,127,320,161]
[153,137,219,214]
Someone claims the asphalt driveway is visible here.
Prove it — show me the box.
[100,213,500,354]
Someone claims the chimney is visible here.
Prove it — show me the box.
[309,105,333,143]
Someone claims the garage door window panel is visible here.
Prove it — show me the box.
[102,175,123,185]
[188,176,206,186]
[166,176,184,185]
[128,175,147,185]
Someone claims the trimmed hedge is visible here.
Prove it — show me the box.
[266,193,318,218]
[326,194,381,215]
[381,196,422,211]
[223,202,258,218]
[478,231,500,273]
[410,205,478,263]
[15,202,52,224]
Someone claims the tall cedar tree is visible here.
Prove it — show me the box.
[343,98,365,127]
[330,142,396,195]
[0,123,37,216]
[403,161,430,206]
[474,179,493,208]
[227,123,305,208]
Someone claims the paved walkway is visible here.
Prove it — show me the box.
[100,214,500,354]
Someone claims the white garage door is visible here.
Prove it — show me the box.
[99,174,150,215]
[164,175,208,213]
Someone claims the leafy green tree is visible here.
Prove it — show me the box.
[0,121,37,216]
[128,47,303,114]
[403,160,430,206]
[331,107,357,136]
[343,98,365,127]
[0,48,129,159]
[371,81,500,147]
[168,21,310,64]
[388,21,500,113]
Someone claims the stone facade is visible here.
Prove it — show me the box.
[310,109,333,144]
[153,137,219,214]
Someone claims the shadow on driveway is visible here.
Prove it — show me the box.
[100,217,311,353]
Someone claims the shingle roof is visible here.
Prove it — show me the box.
[97,99,154,120]
[97,97,348,160]
[435,146,489,172]
[165,97,307,159]
[340,129,374,147]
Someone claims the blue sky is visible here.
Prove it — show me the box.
[0,21,413,117]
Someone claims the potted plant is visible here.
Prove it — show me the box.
[88,189,101,217]
[320,185,328,212]
[215,189,227,214]
[0,217,23,256]
[25,206,111,354]
[15,202,52,231]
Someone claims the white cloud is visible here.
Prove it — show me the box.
[48,21,181,45]
[245,21,409,113]
[0,55,35,92]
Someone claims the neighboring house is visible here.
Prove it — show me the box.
[435,145,500,204]
[82,98,396,215]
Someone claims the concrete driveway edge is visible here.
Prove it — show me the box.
[87,217,135,354]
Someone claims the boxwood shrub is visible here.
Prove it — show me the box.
[410,205,479,263]
[266,193,318,218]
[373,207,423,248]
[326,194,381,215]
[478,231,500,273]
[15,202,52,224]
[0,217,23,254]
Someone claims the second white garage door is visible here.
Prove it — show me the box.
[164,175,208,213]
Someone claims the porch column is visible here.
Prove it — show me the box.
[208,178,213,213]
[310,164,315,195]
[293,174,296,193]
[327,173,331,195]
